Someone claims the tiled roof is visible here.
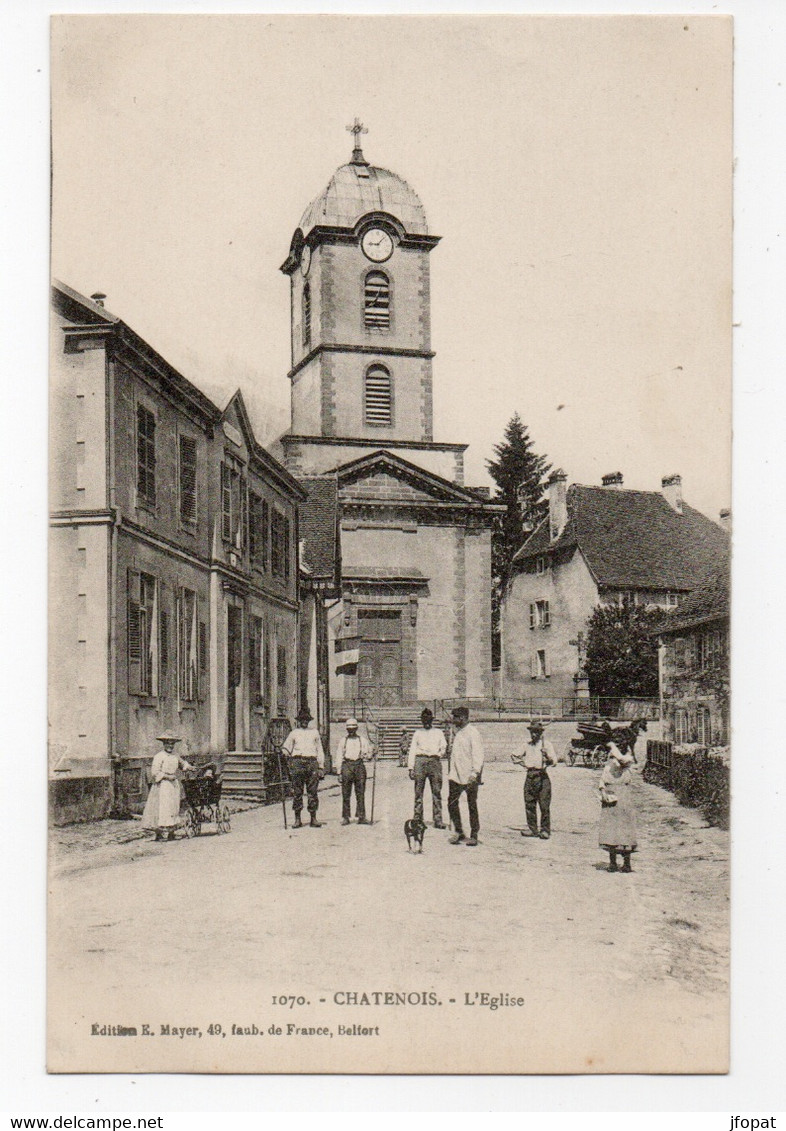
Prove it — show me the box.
[513,484,729,591]
[656,562,730,635]
[298,476,340,581]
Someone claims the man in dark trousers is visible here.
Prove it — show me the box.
[407,707,447,828]
[335,717,372,825]
[447,706,485,846]
[281,706,325,828]
[512,720,557,839]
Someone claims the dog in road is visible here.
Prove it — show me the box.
[404,817,426,853]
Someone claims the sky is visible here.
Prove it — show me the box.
[51,14,732,521]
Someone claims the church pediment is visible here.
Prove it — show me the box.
[335,450,483,506]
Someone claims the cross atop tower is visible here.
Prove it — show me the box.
[346,117,369,165]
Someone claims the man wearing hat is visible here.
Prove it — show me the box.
[335,718,373,825]
[407,707,447,828]
[447,707,485,846]
[512,720,557,839]
[281,707,325,828]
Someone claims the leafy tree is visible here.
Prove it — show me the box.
[486,414,551,661]
[584,603,662,699]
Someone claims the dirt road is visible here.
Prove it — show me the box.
[48,761,728,1075]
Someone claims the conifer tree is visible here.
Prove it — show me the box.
[486,414,551,662]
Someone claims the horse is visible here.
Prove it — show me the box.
[609,718,648,762]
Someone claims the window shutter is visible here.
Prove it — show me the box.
[197,606,208,702]
[159,600,169,699]
[240,479,249,551]
[283,515,291,584]
[530,654,538,679]
[179,435,198,524]
[543,601,550,627]
[302,283,311,349]
[221,464,230,542]
[543,651,550,677]
[529,603,535,630]
[127,568,142,695]
[364,365,392,425]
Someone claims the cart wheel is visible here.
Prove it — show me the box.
[568,748,577,766]
[592,746,606,769]
[221,806,231,833]
[185,811,197,838]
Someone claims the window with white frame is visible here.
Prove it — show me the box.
[177,587,199,702]
[127,569,159,696]
[529,599,551,629]
[136,404,156,508]
[270,509,291,582]
[248,614,265,708]
[536,555,547,575]
[221,460,247,550]
[531,649,549,679]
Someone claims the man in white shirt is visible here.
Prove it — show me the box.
[335,717,372,825]
[407,707,447,828]
[282,706,326,829]
[447,706,485,846]
[511,720,557,839]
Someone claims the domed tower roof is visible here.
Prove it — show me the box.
[298,122,428,238]
[299,163,428,237]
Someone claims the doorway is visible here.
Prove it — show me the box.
[357,610,402,707]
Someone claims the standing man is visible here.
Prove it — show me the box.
[282,706,325,829]
[407,707,447,828]
[335,717,372,825]
[447,707,485,847]
[512,720,557,839]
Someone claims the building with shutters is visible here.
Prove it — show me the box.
[654,562,730,747]
[277,124,501,708]
[49,282,305,822]
[501,469,730,702]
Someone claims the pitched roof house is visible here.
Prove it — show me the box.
[500,470,730,701]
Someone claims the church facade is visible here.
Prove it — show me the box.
[279,126,499,707]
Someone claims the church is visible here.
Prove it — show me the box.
[279,123,499,711]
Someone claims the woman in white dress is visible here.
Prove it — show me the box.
[598,745,638,872]
[141,735,194,841]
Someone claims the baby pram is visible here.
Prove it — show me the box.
[181,763,231,836]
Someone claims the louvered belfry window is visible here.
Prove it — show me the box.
[364,271,390,329]
[364,365,392,426]
[302,282,311,349]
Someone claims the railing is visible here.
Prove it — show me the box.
[434,696,660,721]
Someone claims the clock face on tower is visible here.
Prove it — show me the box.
[361,228,394,263]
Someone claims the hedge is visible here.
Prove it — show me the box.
[644,743,729,829]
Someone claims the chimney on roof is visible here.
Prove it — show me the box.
[548,469,568,541]
[719,508,731,534]
[601,471,624,489]
[91,292,107,308]
[662,474,683,514]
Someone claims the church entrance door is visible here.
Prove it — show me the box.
[357,610,402,707]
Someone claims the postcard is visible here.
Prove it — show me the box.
[48,13,731,1074]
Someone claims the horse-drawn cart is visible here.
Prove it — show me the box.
[567,722,612,768]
